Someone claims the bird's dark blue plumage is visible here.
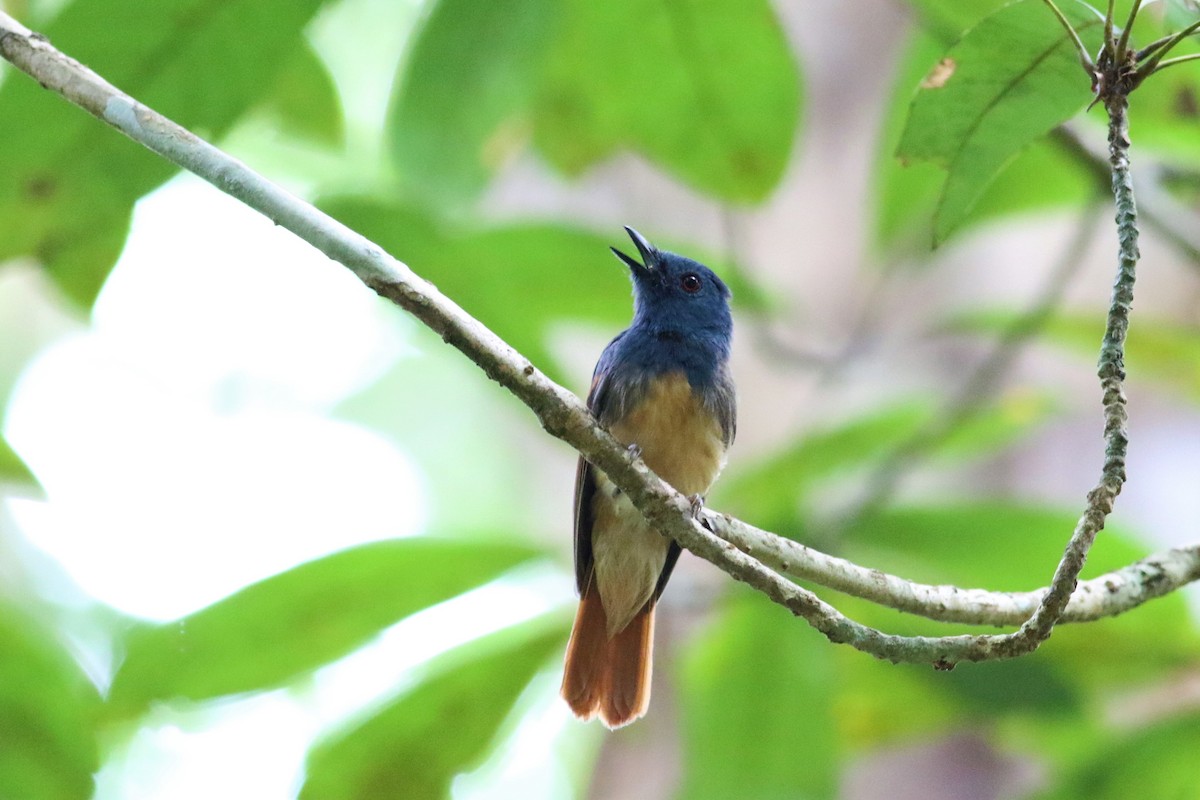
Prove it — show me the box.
[561,226,736,729]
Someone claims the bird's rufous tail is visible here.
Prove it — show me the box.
[560,583,654,728]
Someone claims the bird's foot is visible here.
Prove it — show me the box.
[687,494,710,529]
[625,443,643,462]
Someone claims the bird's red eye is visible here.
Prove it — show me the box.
[680,273,702,293]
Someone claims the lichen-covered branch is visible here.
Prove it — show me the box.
[0,13,1167,666]
[712,513,1200,625]
[993,26,1142,664]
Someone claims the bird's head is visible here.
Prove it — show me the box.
[610,226,732,332]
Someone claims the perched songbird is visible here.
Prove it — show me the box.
[561,226,736,728]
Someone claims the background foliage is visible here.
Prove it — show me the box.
[2,0,1200,798]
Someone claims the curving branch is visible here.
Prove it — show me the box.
[713,513,1200,626]
[0,13,1170,666]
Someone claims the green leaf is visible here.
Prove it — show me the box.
[0,434,37,487]
[387,0,558,209]
[107,538,540,719]
[300,618,565,800]
[937,655,1080,715]
[316,198,757,380]
[1126,62,1200,161]
[0,0,329,306]
[960,132,1098,223]
[955,311,1200,401]
[679,594,838,800]
[256,41,344,147]
[876,30,1099,252]
[716,395,1053,533]
[844,503,1200,685]
[533,0,801,203]
[833,592,1085,733]
[834,643,958,747]
[875,31,947,252]
[0,603,100,800]
[896,0,1104,243]
[717,403,930,532]
[936,389,1057,457]
[907,0,1010,45]
[845,503,1118,590]
[316,198,628,377]
[1039,716,1200,800]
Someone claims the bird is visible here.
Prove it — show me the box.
[561,226,736,728]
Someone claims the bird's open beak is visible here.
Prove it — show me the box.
[610,226,657,276]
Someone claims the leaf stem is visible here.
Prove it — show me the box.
[1150,52,1200,73]
[1138,19,1200,75]
[1134,19,1200,63]
[1043,0,1097,69]
[1115,0,1144,61]
[1105,0,1116,54]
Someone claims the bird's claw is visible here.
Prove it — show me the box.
[626,443,643,462]
[687,494,709,527]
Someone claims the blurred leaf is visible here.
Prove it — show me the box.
[834,645,958,747]
[256,41,344,147]
[844,503,1200,685]
[336,355,533,536]
[938,389,1058,456]
[107,538,540,719]
[317,197,758,379]
[300,618,565,800]
[0,0,329,306]
[316,197,627,376]
[388,0,558,209]
[1038,715,1200,799]
[906,0,1010,44]
[937,656,1080,714]
[846,503,1115,589]
[718,403,929,531]
[1125,0,1193,148]
[533,0,801,203]
[1129,61,1200,161]
[896,0,1103,243]
[717,395,1054,532]
[0,603,99,800]
[0,434,37,487]
[833,594,1085,738]
[956,311,1200,401]
[679,594,837,800]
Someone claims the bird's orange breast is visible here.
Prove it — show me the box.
[608,371,728,496]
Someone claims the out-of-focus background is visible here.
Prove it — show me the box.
[2,0,1200,797]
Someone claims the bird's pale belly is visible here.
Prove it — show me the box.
[591,372,728,635]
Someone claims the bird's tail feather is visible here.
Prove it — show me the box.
[561,584,654,729]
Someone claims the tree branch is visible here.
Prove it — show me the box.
[0,13,1171,667]
[713,513,1200,625]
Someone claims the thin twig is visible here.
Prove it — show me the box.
[1043,0,1097,70]
[1137,20,1200,73]
[1115,0,1144,61]
[1135,20,1200,63]
[1052,125,1200,267]
[1104,0,1116,55]
[997,71,1141,662]
[1150,52,1200,73]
